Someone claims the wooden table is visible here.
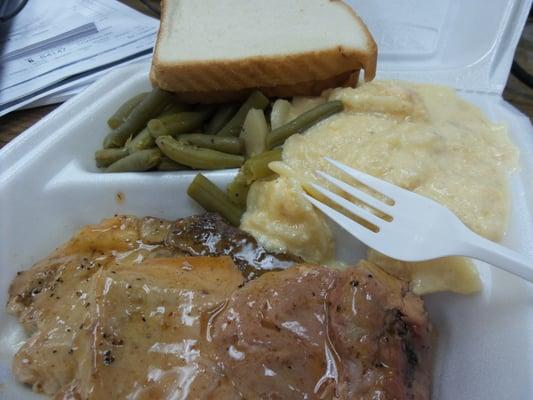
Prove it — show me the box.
[1,7,531,149]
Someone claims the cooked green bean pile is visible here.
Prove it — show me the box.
[96,86,342,174]
[96,85,344,225]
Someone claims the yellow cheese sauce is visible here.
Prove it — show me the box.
[241,81,518,295]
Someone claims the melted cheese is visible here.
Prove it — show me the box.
[240,81,518,294]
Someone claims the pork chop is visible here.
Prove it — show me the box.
[7,214,433,399]
[68,256,244,399]
[7,213,297,395]
[210,261,433,399]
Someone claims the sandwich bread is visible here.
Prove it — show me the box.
[150,0,377,102]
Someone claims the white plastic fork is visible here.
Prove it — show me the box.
[304,157,533,283]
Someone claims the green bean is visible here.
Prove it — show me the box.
[241,108,268,158]
[226,148,282,208]
[107,92,148,129]
[217,91,269,137]
[95,148,129,168]
[103,88,174,148]
[187,174,244,226]
[178,134,243,155]
[156,136,244,170]
[106,149,161,173]
[160,102,190,116]
[226,170,249,208]
[126,127,155,153]
[148,111,212,138]
[205,103,239,134]
[266,100,343,149]
[242,148,282,183]
[157,157,189,171]
[194,104,217,118]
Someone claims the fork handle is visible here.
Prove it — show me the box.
[462,232,533,283]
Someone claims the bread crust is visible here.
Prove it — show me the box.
[166,70,360,103]
[150,0,376,101]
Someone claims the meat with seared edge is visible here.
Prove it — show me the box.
[7,214,433,399]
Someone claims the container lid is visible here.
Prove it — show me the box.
[347,0,532,94]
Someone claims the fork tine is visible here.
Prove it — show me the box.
[316,170,393,213]
[304,194,377,244]
[309,183,385,228]
[325,157,402,200]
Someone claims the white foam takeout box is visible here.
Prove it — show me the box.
[1,0,532,398]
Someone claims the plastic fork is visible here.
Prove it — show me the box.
[304,157,533,283]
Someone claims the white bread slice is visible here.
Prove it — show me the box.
[150,0,377,102]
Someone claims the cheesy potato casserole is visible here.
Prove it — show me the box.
[241,81,518,294]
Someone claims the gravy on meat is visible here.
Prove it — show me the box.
[8,214,433,399]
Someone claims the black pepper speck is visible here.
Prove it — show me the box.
[103,350,115,365]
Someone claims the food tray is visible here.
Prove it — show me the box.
[1,0,533,398]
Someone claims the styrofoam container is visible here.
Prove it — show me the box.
[1,0,532,399]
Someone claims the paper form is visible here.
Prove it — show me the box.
[0,0,158,116]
